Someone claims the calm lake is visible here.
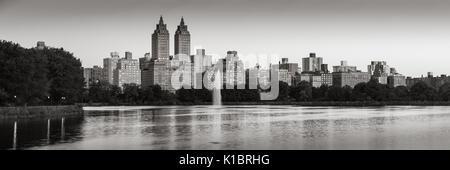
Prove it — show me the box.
[2,105,450,150]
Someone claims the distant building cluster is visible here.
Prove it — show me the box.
[80,16,438,91]
[406,72,450,89]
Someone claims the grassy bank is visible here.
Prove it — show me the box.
[0,105,83,119]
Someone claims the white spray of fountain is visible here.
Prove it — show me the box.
[212,70,222,106]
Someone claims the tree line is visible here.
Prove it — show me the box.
[283,80,450,102]
[81,79,450,105]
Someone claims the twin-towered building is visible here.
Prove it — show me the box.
[88,16,194,89]
[142,16,193,90]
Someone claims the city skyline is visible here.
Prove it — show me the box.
[2,0,450,77]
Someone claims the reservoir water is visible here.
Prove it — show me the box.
[2,105,450,150]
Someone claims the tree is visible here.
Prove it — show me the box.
[342,85,353,101]
[0,88,8,106]
[439,83,450,101]
[277,81,290,101]
[176,87,195,102]
[0,41,49,106]
[290,81,312,101]
[122,84,139,104]
[393,86,410,101]
[366,79,389,101]
[312,84,329,101]
[352,82,370,101]
[140,85,155,103]
[410,81,437,101]
[44,48,84,104]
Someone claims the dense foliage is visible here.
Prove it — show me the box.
[84,82,176,105]
[81,80,450,105]
[0,40,83,106]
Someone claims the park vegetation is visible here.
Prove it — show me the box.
[0,40,84,106]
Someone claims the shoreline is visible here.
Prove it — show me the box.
[80,101,450,107]
[0,105,83,119]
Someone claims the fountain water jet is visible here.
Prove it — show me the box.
[212,70,222,106]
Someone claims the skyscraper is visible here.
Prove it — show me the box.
[142,16,172,90]
[152,16,170,60]
[174,17,191,56]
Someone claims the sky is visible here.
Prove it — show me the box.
[1,0,450,77]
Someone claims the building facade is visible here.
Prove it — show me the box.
[333,60,357,73]
[278,58,299,75]
[192,49,213,89]
[174,17,190,56]
[406,74,450,89]
[83,65,103,88]
[220,51,245,88]
[332,72,371,88]
[152,16,170,60]
[387,75,406,88]
[302,53,323,73]
[142,60,171,90]
[294,72,332,87]
[113,52,141,88]
[279,69,293,86]
[102,52,120,84]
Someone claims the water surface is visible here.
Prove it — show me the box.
[1,105,450,150]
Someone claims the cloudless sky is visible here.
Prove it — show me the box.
[1,0,450,77]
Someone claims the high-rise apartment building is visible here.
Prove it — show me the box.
[192,49,213,89]
[113,52,141,88]
[220,51,245,88]
[174,17,190,56]
[152,16,170,60]
[142,16,173,91]
[139,53,151,70]
[103,52,120,84]
[278,58,299,75]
